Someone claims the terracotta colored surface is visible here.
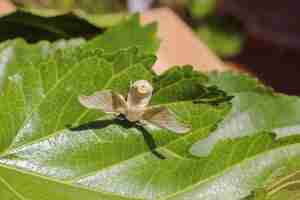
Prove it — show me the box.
[141,8,232,74]
[0,0,15,15]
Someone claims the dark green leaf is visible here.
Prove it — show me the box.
[152,66,232,105]
[0,10,101,42]
[0,0,129,42]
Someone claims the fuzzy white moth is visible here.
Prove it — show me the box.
[78,80,190,134]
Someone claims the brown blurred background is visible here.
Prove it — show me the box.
[162,0,300,95]
[221,0,300,95]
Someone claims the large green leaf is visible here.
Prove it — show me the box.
[1,41,300,200]
[186,72,300,199]
[0,14,235,199]
[0,39,231,198]
[167,135,300,200]
[190,72,300,157]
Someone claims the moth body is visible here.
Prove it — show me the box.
[127,80,153,108]
[125,107,146,122]
[125,80,153,122]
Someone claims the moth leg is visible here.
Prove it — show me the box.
[136,120,147,127]
[116,113,127,121]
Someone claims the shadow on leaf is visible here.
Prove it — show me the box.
[67,115,166,160]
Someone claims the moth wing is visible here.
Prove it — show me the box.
[142,106,190,134]
[79,90,127,113]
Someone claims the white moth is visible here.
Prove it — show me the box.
[78,80,190,134]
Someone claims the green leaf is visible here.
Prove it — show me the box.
[74,131,300,199]
[188,0,217,18]
[152,66,232,105]
[0,10,99,42]
[87,14,159,55]
[167,135,300,200]
[2,39,300,200]
[0,164,132,200]
[244,170,300,200]
[207,71,272,94]
[190,92,300,157]
[13,0,126,15]
[196,17,244,57]
[190,71,300,157]
[0,16,233,199]
[74,9,128,28]
[185,71,300,199]
[0,1,129,42]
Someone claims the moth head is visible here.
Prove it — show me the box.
[131,80,153,96]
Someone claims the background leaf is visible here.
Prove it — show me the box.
[196,17,244,57]
[12,0,126,14]
[87,14,159,55]
[188,0,217,19]
[0,10,101,42]
[0,0,129,42]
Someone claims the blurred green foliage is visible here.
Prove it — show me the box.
[185,0,244,58]
[187,0,217,18]
[0,11,101,42]
[4,0,244,57]
[196,18,244,57]
[0,0,129,42]
[12,0,126,13]
[8,0,128,30]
